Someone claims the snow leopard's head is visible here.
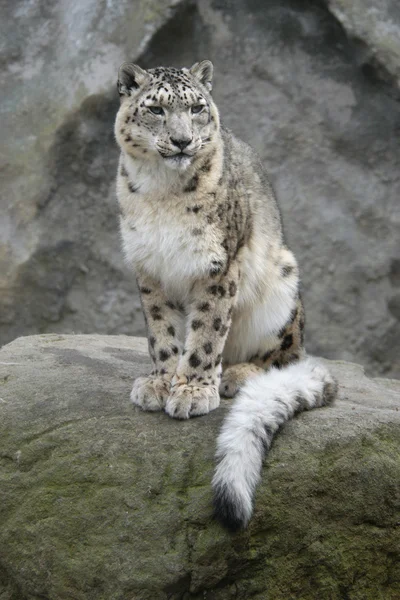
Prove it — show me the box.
[115,61,219,171]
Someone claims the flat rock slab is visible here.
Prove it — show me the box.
[0,334,399,600]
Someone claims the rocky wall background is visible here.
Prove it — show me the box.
[1,0,399,378]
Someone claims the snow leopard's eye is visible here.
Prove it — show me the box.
[149,106,164,116]
[191,104,204,114]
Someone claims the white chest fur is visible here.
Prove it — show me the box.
[120,209,213,290]
[118,159,224,297]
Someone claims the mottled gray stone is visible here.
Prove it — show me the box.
[324,0,400,91]
[0,334,399,599]
[0,0,399,379]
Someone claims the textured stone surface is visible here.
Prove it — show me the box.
[1,0,399,378]
[0,334,399,599]
[324,0,400,91]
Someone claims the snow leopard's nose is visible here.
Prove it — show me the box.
[170,137,192,151]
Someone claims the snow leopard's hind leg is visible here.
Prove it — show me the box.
[220,295,305,398]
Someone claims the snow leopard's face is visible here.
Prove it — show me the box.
[115,61,219,171]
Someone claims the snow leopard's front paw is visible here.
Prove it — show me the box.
[130,376,171,412]
[165,384,220,420]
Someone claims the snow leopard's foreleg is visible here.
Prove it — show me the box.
[165,262,240,419]
[130,271,185,411]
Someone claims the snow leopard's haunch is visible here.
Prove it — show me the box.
[213,358,338,531]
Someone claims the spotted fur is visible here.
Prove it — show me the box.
[114,60,337,528]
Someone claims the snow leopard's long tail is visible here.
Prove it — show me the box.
[212,357,337,531]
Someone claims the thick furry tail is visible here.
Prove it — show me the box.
[212,357,337,531]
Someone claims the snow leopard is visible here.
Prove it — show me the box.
[114,60,338,530]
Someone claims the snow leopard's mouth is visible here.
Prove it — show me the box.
[161,151,192,160]
[161,152,193,170]
[169,152,187,159]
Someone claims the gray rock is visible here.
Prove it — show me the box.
[324,0,400,91]
[0,334,399,599]
[1,0,399,379]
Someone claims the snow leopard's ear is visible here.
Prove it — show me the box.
[117,63,149,97]
[189,60,213,92]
